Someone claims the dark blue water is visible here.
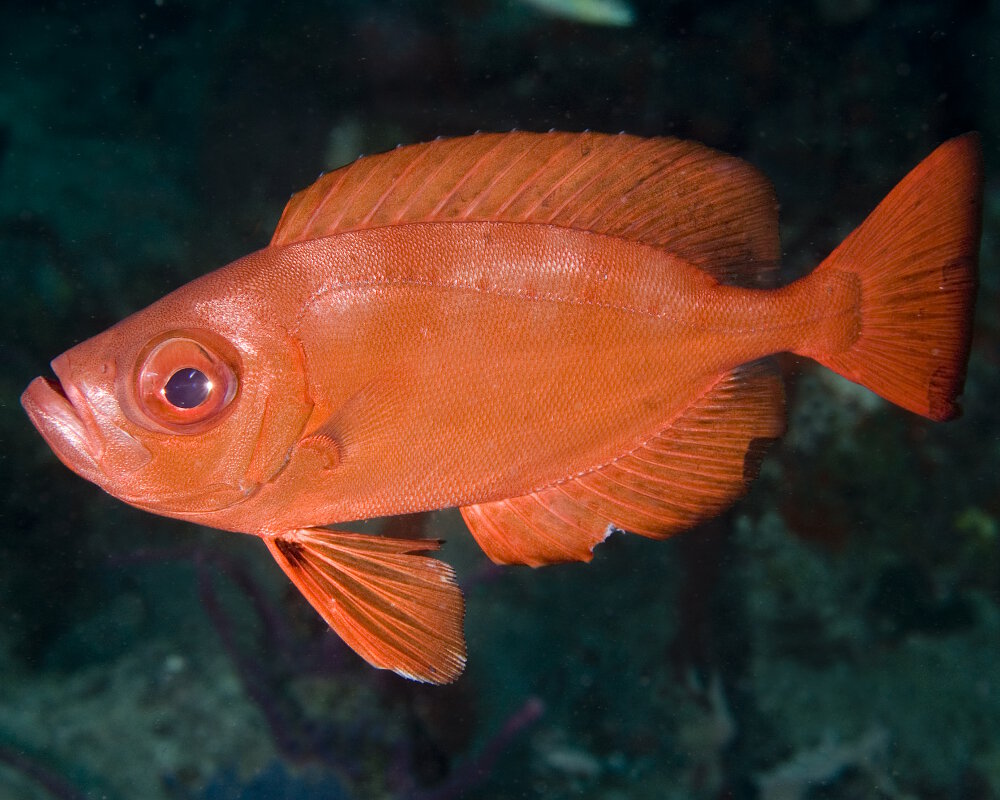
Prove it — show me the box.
[1,1,997,798]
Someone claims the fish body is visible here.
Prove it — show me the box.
[206,222,843,532]
[516,0,636,27]
[22,132,982,682]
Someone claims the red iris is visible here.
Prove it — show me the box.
[135,335,238,433]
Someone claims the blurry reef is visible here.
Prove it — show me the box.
[1,0,999,798]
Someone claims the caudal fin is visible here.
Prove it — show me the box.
[811,134,982,421]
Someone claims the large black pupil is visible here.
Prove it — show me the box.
[163,368,211,409]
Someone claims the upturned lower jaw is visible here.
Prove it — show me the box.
[21,375,103,483]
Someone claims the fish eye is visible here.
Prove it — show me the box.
[163,368,212,409]
[135,336,238,433]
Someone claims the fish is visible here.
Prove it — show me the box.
[21,131,982,683]
[516,0,636,27]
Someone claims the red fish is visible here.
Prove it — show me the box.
[21,132,982,683]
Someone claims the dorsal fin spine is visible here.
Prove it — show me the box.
[547,141,639,224]
[362,144,434,227]
[429,135,509,218]
[493,135,581,218]
[387,144,453,225]
[462,135,541,218]
[329,158,382,232]
[561,139,661,228]
[521,137,609,221]
[301,165,351,241]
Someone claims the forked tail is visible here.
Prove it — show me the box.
[808,134,982,421]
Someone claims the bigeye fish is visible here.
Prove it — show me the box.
[516,0,635,27]
[22,132,982,682]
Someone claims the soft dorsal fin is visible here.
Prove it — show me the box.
[460,361,785,566]
[265,528,466,683]
[271,132,779,286]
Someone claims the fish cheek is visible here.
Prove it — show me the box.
[227,331,314,492]
[135,421,253,497]
[241,389,314,488]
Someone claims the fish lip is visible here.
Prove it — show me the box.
[21,371,103,481]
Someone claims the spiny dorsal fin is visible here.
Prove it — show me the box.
[271,132,779,286]
[461,361,785,566]
[265,528,466,683]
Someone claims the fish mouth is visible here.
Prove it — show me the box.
[21,368,103,483]
[22,361,241,515]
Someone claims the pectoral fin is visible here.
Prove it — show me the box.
[264,528,466,683]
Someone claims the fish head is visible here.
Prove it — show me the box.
[21,257,313,523]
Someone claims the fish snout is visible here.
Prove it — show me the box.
[22,353,151,483]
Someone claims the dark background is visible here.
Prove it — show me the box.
[1,1,998,798]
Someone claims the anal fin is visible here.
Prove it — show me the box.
[461,362,785,566]
[265,529,466,683]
